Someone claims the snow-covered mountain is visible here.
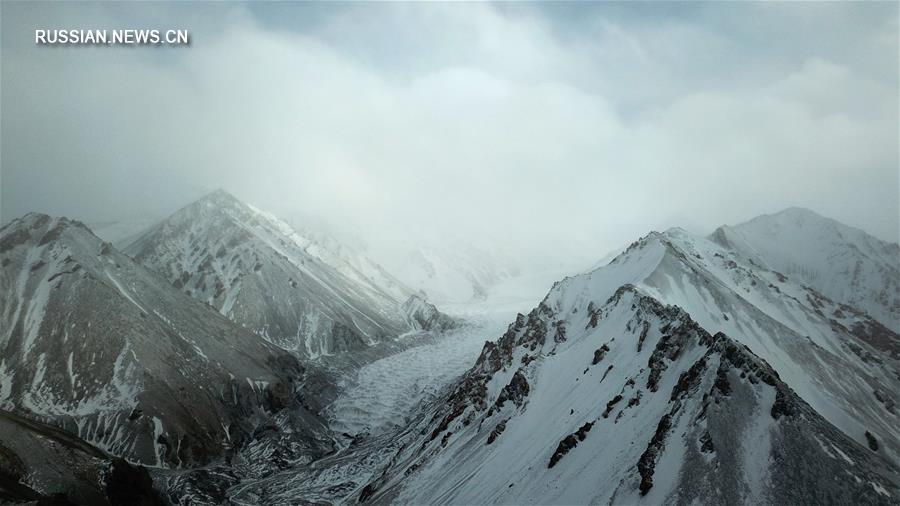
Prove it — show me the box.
[122,190,419,357]
[711,207,899,331]
[0,213,332,468]
[282,221,414,305]
[5,204,898,504]
[401,294,462,333]
[359,227,900,504]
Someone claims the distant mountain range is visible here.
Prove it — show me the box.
[359,212,899,504]
[1,201,897,504]
[0,191,459,503]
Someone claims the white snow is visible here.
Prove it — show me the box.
[67,352,78,390]
[363,223,900,505]
[325,265,552,436]
[105,271,149,315]
[830,443,855,466]
[714,207,899,330]
[152,416,166,467]
[16,243,58,359]
[870,481,890,497]
[326,318,506,436]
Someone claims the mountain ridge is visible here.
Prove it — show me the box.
[123,190,421,357]
[0,213,333,468]
[2,205,897,504]
[359,283,898,504]
[710,206,899,331]
[354,222,899,504]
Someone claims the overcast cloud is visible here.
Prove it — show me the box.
[1,2,897,270]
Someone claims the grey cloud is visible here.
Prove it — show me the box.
[1,1,897,272]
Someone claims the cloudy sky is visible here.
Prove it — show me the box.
[2,2,897,270]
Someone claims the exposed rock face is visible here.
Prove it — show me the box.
[123,190,414,357]
[0,409,163,505]
[486,419,507,445]
[0,214,333,468]
[401,294,461,333]
[867,431,880,452]
[592,344,610,364]
[356,229,900,505]
[548,422,593,468]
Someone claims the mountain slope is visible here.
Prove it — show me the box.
[711,207,899,331]
[0,409,163,505]
[359,225,900,504]
[362,285,898,504]
[281,221,414,305]
[401,294,462,333]
[123,190,414,357]
[588,228,900,460]
[0,213,332,468]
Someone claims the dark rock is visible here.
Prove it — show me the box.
[637,413,673,495]
[873,389,896,414]
[554,321,567,343]
[494,370,530,410]
[771,390,794,419]
[548,435,578,469]
[670,356,709,401]
[548,422,594,468]
[359,484,376,503]
[592,344,610,365]
[626,391,642,408]
[714,364,732,396]
[487,420,507,445]
[600,364,614,382]
[699,431,715,453]
[103,458,164,506]
[865,431,879,451]
[637,321,650,352]
[602,395,623,418]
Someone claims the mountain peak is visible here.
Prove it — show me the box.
[741,206,854,235]
[123,188,416,357]
[712,207,899,330]
[771,206,824,218]
[358,247,900,504]
[195,188,247,210]
[0,213,97,252]
[153,189,254,229]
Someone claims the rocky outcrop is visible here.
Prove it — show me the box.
[548,422,593,468]
[358,279,900,505]
[401,294,461,333]
[0,409,163,505]
[592,344,610,365]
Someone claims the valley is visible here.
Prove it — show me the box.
[1,194,898,505]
